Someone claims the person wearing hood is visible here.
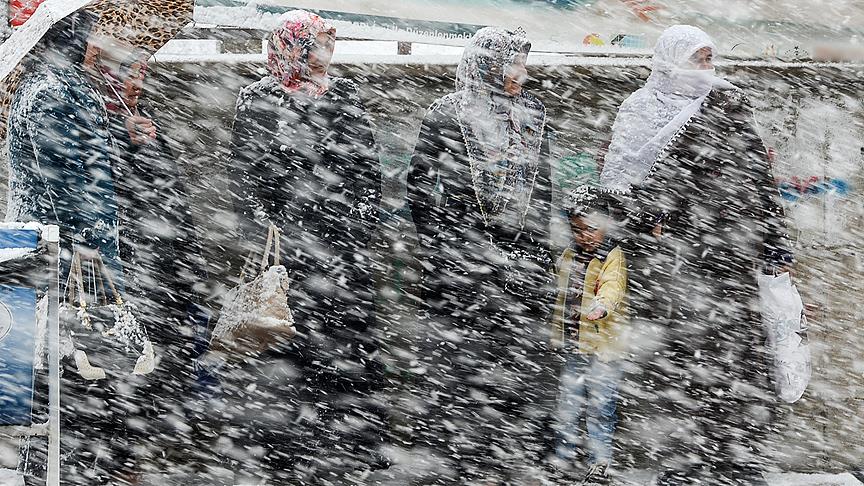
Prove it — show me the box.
[5,11,120,275]
[406,26,555,482]
[550,185,629,485]
[600,25,793,485]
[225,10,384,483]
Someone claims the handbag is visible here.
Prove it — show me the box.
[61,249,155,380]
[757,272,811,403]
[210,224,296,356]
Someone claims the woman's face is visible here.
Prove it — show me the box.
[688,47,714,70]
[123,61,147,107]
[503,52,528,97]
[307,32,335,79]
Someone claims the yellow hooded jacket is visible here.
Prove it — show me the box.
[550,243,629,362]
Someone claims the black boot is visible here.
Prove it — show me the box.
[581,462,611,486]
[714,464,769,486]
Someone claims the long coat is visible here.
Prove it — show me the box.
[107,103,209,459]
[108,103,204,325]
[223,75,385,479]
[227,75,381,378]
[5,39,125,483]
[406,93,557,477]
[622,87,792,476]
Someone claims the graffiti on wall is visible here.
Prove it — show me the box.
[777,176,852,202]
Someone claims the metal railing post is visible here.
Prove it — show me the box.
[44,225,60,486]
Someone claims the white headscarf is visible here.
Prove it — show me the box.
[600,25,735,192]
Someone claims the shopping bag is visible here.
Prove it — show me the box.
[757,272,811,403]
[60,249,155,380]
[211,224,296,356]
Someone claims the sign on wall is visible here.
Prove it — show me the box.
[0,285,37,426]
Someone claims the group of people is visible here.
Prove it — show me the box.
[4,7,793,486]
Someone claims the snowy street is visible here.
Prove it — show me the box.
[1,1,862,485]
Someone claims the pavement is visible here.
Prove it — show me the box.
[3,467,863,485]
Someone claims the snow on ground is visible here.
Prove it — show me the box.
[0,468,24,486]
[0,248,36,263]
[764,473,864,486]
[132,470,864,485]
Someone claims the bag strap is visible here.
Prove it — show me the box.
[273,226,281,267]
[63,250,93,329]
[259,224,274,274]
[64,251,87,308]
[259,224,281,273]
[239,224,283,283]
[63,250,124,307]
[91,259,106,306]
[93,253,123,306]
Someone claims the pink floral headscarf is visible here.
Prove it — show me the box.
[267,10,336,97]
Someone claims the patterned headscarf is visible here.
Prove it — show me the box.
[456,26,531,94]
[267,10,336,97]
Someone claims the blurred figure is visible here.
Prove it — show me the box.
[225,10,384,483]
[4,11,134,485]
[551,186,629,485]
[406,26,555,483]
[102,52,212,477]
[601,25,793,485]
[104,52,208,344]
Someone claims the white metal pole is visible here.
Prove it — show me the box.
[44,225,60,486]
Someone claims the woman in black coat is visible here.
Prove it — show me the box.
[224,10,384,483]
[406,26,556,482]
[601,25,793,486]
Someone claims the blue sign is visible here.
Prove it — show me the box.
[0,286,38,425]
[0,230,38,250]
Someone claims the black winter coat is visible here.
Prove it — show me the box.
[407,95,554,329]
[227,76,382,391]
[405,93,557,470]
[623,87,792,474]
[109,104,204,310]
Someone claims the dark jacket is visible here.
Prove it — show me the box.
[623,87,792,471]
[227,76,382,391]
[626,87,791,315]
[407,93,554,339]
[108,102,206,342]
[7,64,120,270]
[405,93,558,458]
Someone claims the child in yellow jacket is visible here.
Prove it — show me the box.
[551,185,628,485]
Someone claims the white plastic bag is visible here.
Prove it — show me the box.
[757,272,811,403]
[211,224,296,354]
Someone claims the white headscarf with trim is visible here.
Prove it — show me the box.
[600,25,735,192]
